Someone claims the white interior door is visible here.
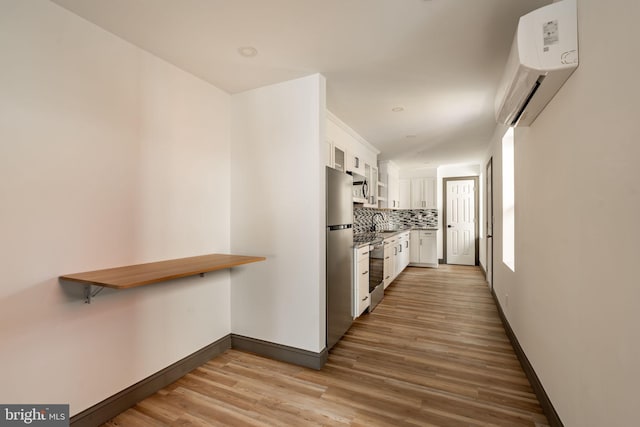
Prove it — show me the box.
[486,160,493,287]
[446,179,476,265]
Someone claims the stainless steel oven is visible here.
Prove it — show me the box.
[368,239,384,311]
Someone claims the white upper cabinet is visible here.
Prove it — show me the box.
[402,177,437,209]
[423,178,437,209]
[379,161,400,209]
[333,143,346,172]
[326,137,347,172]
[399,179,411,209]
[348,151,365,176]
[364,163,378,207]
[413,178,436,209]
[389,173,399,209]
[389,168,438,210]
[327,111,378,170]
[370,165,378,206]
[410,178,423,209]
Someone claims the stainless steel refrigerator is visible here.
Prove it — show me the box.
[326,166,354,350]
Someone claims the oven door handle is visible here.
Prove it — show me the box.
[369,241,384,251]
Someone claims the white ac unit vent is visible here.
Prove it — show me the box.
[495,0,578,127]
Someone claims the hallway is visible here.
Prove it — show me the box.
[105,265,548,426]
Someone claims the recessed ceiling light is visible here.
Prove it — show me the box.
[238,46,258,58]
[391,106,404,112]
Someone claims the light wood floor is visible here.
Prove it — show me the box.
[104,265,549,427]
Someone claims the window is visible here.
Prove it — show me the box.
[502,127,515,271]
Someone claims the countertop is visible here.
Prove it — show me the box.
[353,227,439,248]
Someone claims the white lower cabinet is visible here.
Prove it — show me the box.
[410,231,420,264]
[401,231,410,270]
[383,231,411,289]
[383,238,395,289]
[395,231,410,276]
[354,245,370,318]
[409,230,438,268]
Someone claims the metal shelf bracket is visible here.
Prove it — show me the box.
[84,284,105,304]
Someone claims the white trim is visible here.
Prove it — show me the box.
[326,110,380,155]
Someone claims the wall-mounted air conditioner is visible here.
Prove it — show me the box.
[495,0,578,127]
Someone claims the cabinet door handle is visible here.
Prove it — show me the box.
[385,256,390,260]
[362,271,368,275]
[362,296,368,301]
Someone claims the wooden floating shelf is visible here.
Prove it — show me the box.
[60,254,266,303]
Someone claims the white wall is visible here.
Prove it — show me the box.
[0,0,231,416]
[230,74,327,353]
[486,1,640,425]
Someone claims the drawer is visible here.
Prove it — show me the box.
[421,231,436,238]
[358,258,369,278]
[357,246,369,262]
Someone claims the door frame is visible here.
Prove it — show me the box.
[443,176,479,266]
[485,158,494,289]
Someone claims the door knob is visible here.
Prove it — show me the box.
[447,225,453,228]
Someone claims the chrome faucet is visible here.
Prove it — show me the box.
[371,212,384,232]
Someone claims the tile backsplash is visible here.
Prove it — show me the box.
[354,207,438,234]
[392,208,439,230]
[353,208,389,234]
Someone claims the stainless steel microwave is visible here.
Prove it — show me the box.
[349,172,368,203]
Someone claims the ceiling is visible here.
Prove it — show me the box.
[51,0,549,171]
